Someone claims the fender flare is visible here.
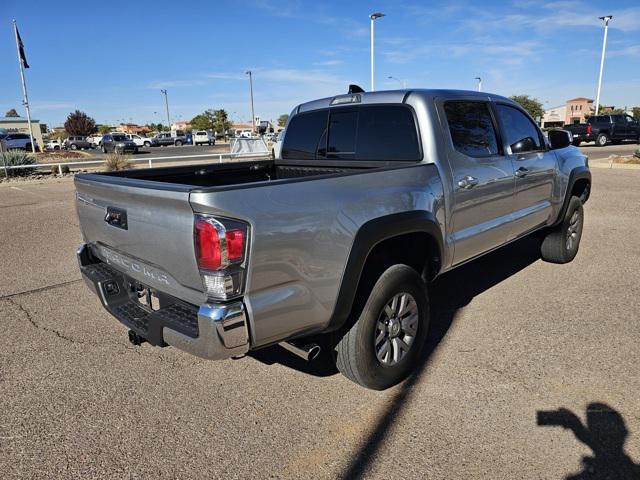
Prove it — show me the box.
[324,210,443,333]
[552,166,591,227]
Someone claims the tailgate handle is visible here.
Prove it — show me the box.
[104,207,128,230]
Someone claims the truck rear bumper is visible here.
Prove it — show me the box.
[77,244,249,360]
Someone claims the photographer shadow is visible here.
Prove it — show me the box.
[537,403,640,479]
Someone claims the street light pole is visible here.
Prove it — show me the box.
[369,12,385,92]
[246,70,256,134]
[387,76,407,88]
[595,15,613,116]
[160,89,171,131]
[475,77,482,92]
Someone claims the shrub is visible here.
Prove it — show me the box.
[50,165,71,175]
[0,150,36,177]
[635,148,640,160]
[104,153,132,171]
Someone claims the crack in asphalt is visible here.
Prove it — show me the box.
[4,297,82,345]
[0,279,83,300]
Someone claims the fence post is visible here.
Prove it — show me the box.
[219,154,222,163]
[58,164,63,176]
[0,144,8,180]
[148,159,153,168]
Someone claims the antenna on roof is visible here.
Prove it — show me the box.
[348,84,365,94]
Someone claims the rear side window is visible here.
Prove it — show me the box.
[444,101,499,157]
[281,110,327,160]
[356,106,421,161]
[495,104,543,153]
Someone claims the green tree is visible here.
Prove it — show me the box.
[509,95,544,120]
[98,124,113,135]
[190,113,214,131]
[213,109,232,138]
[632,107,640,121]
[5,108,19,117]
[277,114,289,127]
[64,110,97,136]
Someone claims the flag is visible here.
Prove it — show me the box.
[16,26,29,69]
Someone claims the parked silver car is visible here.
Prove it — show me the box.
[0,133,38,151]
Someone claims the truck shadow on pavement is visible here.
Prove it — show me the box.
[338,234,543,478]
[537,403,640,479]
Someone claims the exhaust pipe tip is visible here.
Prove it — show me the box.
[279,341,321,361]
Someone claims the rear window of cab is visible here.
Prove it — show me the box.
[282,105,421,162]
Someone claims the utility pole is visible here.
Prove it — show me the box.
[12,20,36,153]
[160,89,171,131]
[370,12,385,91]
[246,70,256,134]
[475,77,482,92]
[595,15,613,116]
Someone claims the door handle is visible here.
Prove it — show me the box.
[515,167,529,178]
[457,175,479,189]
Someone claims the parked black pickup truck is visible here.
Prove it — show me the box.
[565,114,640,147]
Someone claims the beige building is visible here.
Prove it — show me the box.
[565,97,594,124]
[0,117,44,150]
[541,105,567,128]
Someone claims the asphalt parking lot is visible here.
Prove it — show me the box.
[1,167,639,479]
[579,140,639,161]
[83,143,230,161]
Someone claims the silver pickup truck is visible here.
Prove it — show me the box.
[75,89,591,390]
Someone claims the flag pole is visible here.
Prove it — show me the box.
[12,19,37,153]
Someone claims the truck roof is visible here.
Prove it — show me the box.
[295,88,516,115]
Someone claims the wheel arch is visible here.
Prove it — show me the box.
[324,210,443,333]
[553,166,591,227]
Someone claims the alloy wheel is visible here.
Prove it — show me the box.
[374,292,419,367]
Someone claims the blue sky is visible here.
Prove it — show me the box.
[2,0,639,127]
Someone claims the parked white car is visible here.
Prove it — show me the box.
[193,131,214,146]
[45,139,63,150]
[124,134,153,148]
[86,135,103,147]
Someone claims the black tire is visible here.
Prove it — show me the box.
[540,196,584,264]
[335,264,429,390]
[596,133,609,147]
[572,140,581,147]
[101,145,107,154]
[54,146,60,150]
[175,140,183,146]
[208,141,212,146]
[144,141,151,147]
[70,144,77,150]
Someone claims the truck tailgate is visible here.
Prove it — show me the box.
[75,176,205,306]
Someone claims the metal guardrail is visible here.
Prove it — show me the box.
[0,152,267,176]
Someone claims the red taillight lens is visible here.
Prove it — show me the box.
[225,229,245,262]
[587,124,592,135]
[195,218,221,270]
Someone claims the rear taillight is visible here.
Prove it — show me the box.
[194,215,249,300]
[587,124,592,135]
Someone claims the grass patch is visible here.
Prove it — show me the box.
[609,154,640,165]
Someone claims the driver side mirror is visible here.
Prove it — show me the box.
[548,129,572,150]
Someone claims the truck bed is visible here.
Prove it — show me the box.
[85,159,372,190]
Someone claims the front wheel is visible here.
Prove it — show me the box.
[144,141,151,147]
[596,133,609,147]
[101,145,107,153]
[70,144,77,150]
[335,264,429,390]
[540,196,584,264]
[572,139,581,147]
[175,140,183,146]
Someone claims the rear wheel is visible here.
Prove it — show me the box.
[596,133,609,147]
[175,140,183,146]
[70,144,77,150]
[101,145,107,154]
[335,264,429,390]
[540,196,584,264]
